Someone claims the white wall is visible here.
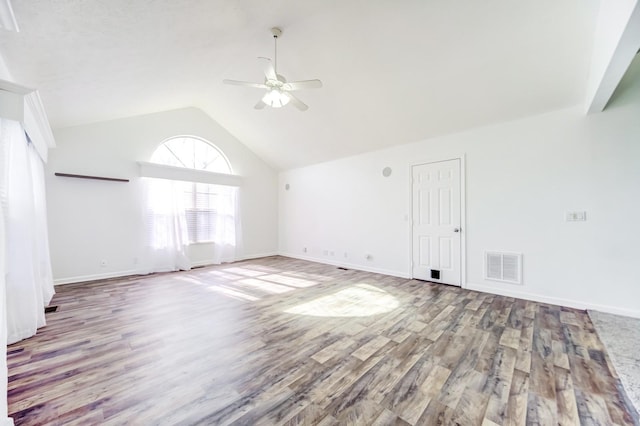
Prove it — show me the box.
[47,107,278,284]
[279,74,640,318]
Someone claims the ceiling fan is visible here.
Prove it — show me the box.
[223,27,322,111]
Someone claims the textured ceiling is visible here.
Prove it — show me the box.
[0,0,600,169]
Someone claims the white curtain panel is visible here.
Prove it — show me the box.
[142,178,191,272]
[0,118,55,345]
[210,185,240,264]
[28,140,55,304]
[142,179,241,270]
[0,201,10,425]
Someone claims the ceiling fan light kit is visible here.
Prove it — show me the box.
[262,88,290,108]
[223,27,322,111]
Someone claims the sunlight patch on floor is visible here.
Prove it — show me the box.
[262,273,318,288]
[222,267,266,277]
[206,270,244,280]
[206,285,259,302]
[236,278,293,294]
[284,284,400,317]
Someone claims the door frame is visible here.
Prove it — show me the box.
[409,154,467,288]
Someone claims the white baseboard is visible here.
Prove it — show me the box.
[236,251,279,261]
[54,268,145,285]
[278,252,411,279]
[53,252,280,286]
[467,282,640,319]
[191,252,279,268]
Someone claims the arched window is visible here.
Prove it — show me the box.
[149,136,237,248]
[150,136,232,174]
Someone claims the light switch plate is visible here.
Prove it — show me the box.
[566,211,587,221]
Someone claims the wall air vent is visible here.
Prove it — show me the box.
[485,251,522,284]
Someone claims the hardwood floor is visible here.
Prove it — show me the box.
[7,256,639,425]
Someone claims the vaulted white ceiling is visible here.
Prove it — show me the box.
[0,0,613,169]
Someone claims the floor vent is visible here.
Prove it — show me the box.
[45,305,58,313]
[485,251,522,284]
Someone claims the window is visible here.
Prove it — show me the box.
[150,137,235,244]
[150,136,232,174]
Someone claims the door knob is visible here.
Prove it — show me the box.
[453,227,461,233]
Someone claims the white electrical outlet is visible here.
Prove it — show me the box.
[566,211,587,222]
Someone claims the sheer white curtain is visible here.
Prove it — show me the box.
[0,118,55,344]
[142,178,241,270]
[141,178,191,272]
[211,185,240,264]
[0,201,9,424]
[29,138,55,304]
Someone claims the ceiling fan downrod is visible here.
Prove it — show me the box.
[271,27,282,75]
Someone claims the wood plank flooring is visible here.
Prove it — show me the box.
[7,256,639,425]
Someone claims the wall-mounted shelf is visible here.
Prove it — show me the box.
[54,173,129,182]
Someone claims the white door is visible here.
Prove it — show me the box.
[412,159,462,286]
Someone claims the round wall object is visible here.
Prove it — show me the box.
[382,167,392,177]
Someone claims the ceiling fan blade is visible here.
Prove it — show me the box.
[287,93,309,111]
[283,79,323,91]
[259,57,277,81]
[223,79,268,89]
[254,99,267,110]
